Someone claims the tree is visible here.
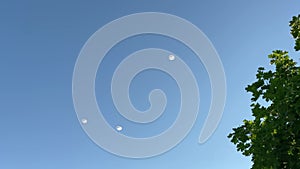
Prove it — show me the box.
[228,14,300,169]
[290,15,300,51]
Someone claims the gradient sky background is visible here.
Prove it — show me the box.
[1,0,300,169]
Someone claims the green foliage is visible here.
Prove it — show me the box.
[228,15,300,169]
[290,15,300,51]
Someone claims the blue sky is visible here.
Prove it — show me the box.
[1,0,300,169]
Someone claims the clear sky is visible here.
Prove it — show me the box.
[1,0,300,169]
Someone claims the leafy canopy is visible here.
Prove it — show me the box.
[290,14,300,51]
[228,15,300,169]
